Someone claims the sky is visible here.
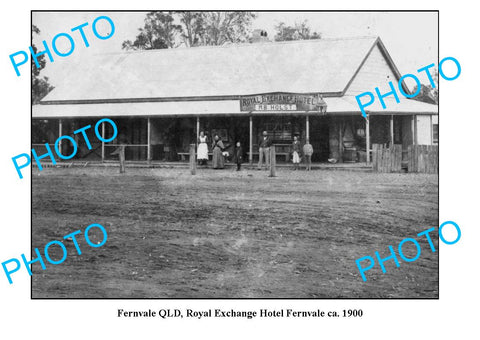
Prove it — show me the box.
[32,11,438,89]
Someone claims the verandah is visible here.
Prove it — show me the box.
[31,114,414,164]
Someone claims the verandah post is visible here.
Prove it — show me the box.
[58,119,62,156]
[306,114,310,140]
[196,116,200,143]
[249,115,253,165]
[147,117,151,163]
[390,114,394,147]
[412,115,417,145]
[366,116,370,164]
[101,121,105,162]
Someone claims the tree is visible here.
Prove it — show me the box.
[412,67,438,104]
[274,20,321,42]
[122,12,182,50]
[32,25,55,144]
[178,12,205,47]
[198,12,257,46]
[122,11,257,50]
[32,25,54,104]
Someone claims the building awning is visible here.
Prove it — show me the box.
[33,95,438,119]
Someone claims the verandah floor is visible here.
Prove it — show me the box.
[32,160,373,172]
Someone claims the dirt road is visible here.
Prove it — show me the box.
[32,167,438,298]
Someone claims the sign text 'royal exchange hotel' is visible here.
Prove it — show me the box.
[240,93,327,112]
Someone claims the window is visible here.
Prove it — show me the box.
[265,119,292,142]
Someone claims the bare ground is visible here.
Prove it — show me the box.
[31,166,439,298]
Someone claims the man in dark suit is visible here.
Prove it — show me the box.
[257,130,272,170]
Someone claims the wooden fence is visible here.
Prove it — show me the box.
[372,144,402,172]
[372,144,438,173]
[408,145,438,174]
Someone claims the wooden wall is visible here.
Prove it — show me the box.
[344,45,400,96]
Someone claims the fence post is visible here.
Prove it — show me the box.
[419,145,425,173]
[372,144,378,171]
[189,144,196,175]
[119,145,125,174]
[394,145,402,172]
[269,145,276,177]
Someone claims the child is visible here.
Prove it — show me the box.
[234,141,243,171]
[291,135,301,170]
[303,138,314,171]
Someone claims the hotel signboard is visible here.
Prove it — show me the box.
[240,93,327,112]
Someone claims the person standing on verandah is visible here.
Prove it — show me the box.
[197,131,209,166]
[212,135,225,169]
[233,141,244,171]
[111,138,127,173]
[303,138,314,171]
[257,130,272,170]
[291,135,302,170]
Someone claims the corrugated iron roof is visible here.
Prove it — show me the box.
[41,36,381,103]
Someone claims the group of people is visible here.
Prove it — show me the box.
[196,130,314,171]
[257,131,314,171]
[197,131,238,170]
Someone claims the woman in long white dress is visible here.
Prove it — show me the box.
[197,131,209,165]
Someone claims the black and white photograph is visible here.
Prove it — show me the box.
[29,10,440,299]
[4,1,480,338]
